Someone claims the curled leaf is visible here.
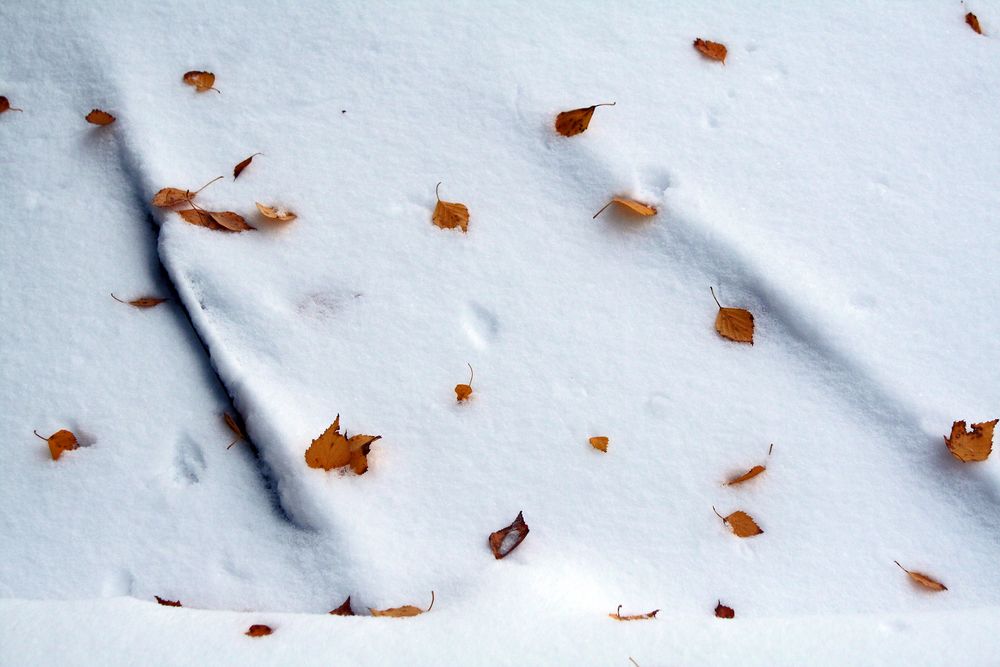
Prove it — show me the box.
[233,153,262,179]
[304,415,381,474]
[966,12,983,34]
[432,182,469,232]
[183,71,219,93]
[944,419,996,462]
[711,287,754,344]
[713,506,763,538]
[589,436,609,453]
[224,412,245,450]
[489,511,529,559]
[895,561,947,591]
[554,101,615,137]
[329,596,355,616]
[694,38,728,63]
[33,429,79,461]
[609,605,659,621]
[369,591,435,617]
[85,109,115,126]
[111,293,168,309]
[255,202,297,222]
[155,596,182,607]
[714,601,735,618]
[152,176,222,208]
[592,197,657,219]
[0,96,23,113]
[455,363,474,402]
[726,464,765,486]
[245,624,272,637]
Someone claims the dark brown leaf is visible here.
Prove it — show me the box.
[489,511,529,559]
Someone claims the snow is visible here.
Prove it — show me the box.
[2,0,1000,664]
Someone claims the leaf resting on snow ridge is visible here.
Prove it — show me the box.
[304,415,381,474]
[224,412,245,449]
[966,12,983,34]
[592,197,657,219]
[85,109,115,125]
[726,464,765,486]
[432,182,469,232]
[256,202,297,222]
[554,102,615,137]
[178,209,253,232]
[329,596,355,616]
[715,601,735,618]
[369,591,435,617]
[152,176,222,208]
[589,436,609,453]
[155,596,182,607]
[183,71,219,93]
[713,507,763,537]
[233,153,262,179]
[209,211,253,232]
[33,429,78,461]
[694,38,728,63]
[944,419,996,462]
[894,561,947,591]
[245,624,272,637]
[710,286,754,344]
[489,511,529,559]
[609,605,658,621]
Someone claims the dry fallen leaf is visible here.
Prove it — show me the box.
[455,363,474,402]
[233,153,262,179]
[489,511,529,559]
[592,197,657,219]
[726,464,765,486]
[224,412,245,450]
[713,507,763,538]
[255,202,297,222]
[183,70,219,93]
[432,182,469,232]
[895,561,947,591]
[944,419,996,462]
[329,596,355,616]
[152,176,223,208]
[33,429,79,461]
[1,96,23,113]
[710,287,754,344]
[589,436,609,453]
[178,208,253,232]
[85,109,115,125]
[245,624,272,637]
[369,591,435,617]
[609,605,659,621]
[694,38,728,63]
[714,601,735,618]
[210,211,254,232]
[304,415,381,475]
[554,101,616,137]
[155,596,182,607]
[111,293,168,309]
[966,12,983,34]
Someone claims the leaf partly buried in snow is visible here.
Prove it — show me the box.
[224,412,245,449]
[609,605,658,621]
[895,561,947,591]
[183,70,219,93]
[966,12,983,34]
[0,96,23,113]
[85,109,115,125]
[489,511,529,559]
[714,601,735,618]
[944,419,996,462]
[455,363,474,402]
[152,176,222,208]
[329,596,355,616]
[554,102,615,137]
[233,153,262,179]
[432,182,469,232]
[245,624,272,637]
[592,197,657,219]
[155,596,182,607]
[256,202,297,222]
[34,429,79,461]
[304,415,381,474]
[725,464,765,486]
[694,38,728,63]
[711,287,754,344]
[369,591,435,617]
[714,507,763,537]
[589,436,609,453]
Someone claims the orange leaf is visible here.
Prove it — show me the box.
[725,464,765,486]
[714,601,735,618]
[304,415,381,474]
[245,624,272,637]
[489,511,529,559]
[224,412,245,449]
[369,591,435,617]
[34,429,78,461]
[0,96,23,113]
[85,109,115,125]
[154,596,182,607]
[711,287,754,344]
[713,506,763,538]
[455,363,474,402]
[233,153,262,179]
[609,605,659,621]
[178,208,226,231]
[554,101,615,137]
[329,596,355,616]
[432,182,469,232]
[944,419,996,462]
[592,197,657,219]
[966,12,983,34]
[209,211,254,232]
[152,176,222,208]
[895,561,947,591]
[111,293,167,308]
[589,436,609,453]
[255,202,297,222]
[183,71,219,93]
[694,38,728,63]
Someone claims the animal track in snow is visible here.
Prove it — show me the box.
[461,301,500,349]
[173,436,206,485]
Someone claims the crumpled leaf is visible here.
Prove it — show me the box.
[726,464,765,486]
[152,176,222,208]
[592,197,657,219]
[966,12,983,34]
[455,363,474,402]
[369,591,435,617]
[329,596,355,616]
[183,71,219,93]
[304,415,381,474]
[944,419,996,462]
[711,287,754,344]
[245,624,272,637]
[554,101,615,137]
[111,293,168,309]
[589,436,609,453]
[609,605,658,621]
[154,596,182,607]
[85,109,115,126]
[489,511,529,559]
[432,182,469,232]
[224,412,245,450]
[234,153,262,179]
[694,38,728,63]
[34,429,78,461]
[895,561,947,591]
[715,601,735,618]
[255,202,297,222]
[713,507,763,537]
[1,96,23,113]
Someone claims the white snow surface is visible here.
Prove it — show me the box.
[2,1,1000,664]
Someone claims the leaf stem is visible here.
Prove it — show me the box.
[710,286,722,309]
[32,430,48,441]
[592,200,614,219]
[435,182,442,202]
[110,293,127,304]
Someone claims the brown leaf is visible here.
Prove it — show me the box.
[154,596,182,607]
[711,287,754,344]
[589,436,609,453]
[714,507,763,538]
[304,415,381,474]
[966,12,983,34]
[178,208,226,231]
[432,182,469,232]
[183,71,219,93]
[233,153,262,179]
[726,464,765,486]
[152,176,222,208]
[329,596,355,616]
[944,419,996,462]
[255,202,297,222]
[0,96,23,113]
[369,591,435,617]
[592,197,657,219]
[85,109,115,125]
[694,38,728,63]
[455,363,474,402]
[245,624,272,637]
[210,211,254,232]
[111,293,168,309]
[489,511,529,559]
[224,412,245,449]
[34,429,79,461]
[895,561,947,591]
[609,605,659,621]
[554,101,615,137]
[714,601,735,618]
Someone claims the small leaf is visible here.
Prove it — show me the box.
[85,109,115,125]
[713,506,763,538]
[489,511,529,559]
[455,363,474,402]
[233,153,262,179]
[554,102,615,137]
[224,412,245,449]
[304,415,381,474]
[329,596,355,616]
[34,429,79,461]
[245,624,272,637]
[694,38,728,63]
[714,601,735,618]
[609,605,659,621]
[895,561,947,591]
[966,12,983,34]
[154,596,182,607]
[944,419,996,462]
[592,197,657,219]
[183,71,219,93]
[432,182,469,232]
[711,287,754,344]
[369,591,435,617]
[0,96,23,113]
[589,436,609,453]
[178,208,226,231]
[726,464,765,486]
[111,293,168,309]
[209,211,254,232]
[255,202,297,222]
[152,176,222,208]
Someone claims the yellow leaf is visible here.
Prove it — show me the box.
[183,70,219,93]
[589,436,609,453]
[370,591,435,617]
[304,415,381,474]
[592,197,657,219]
[944,419,996,462]
[432,182,469,232]
[895,561,947,591]
[554,102,615,137]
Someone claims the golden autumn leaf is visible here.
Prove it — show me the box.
[725,464,765,486]
[245,624,272,637]
[0,96,23,113]
[710,287,754,344]
[455,363,474,402]
[85,109,115,125]
[33,429,79,461]
[233,153,262,179]
[895,561,947,591]
[694,38,728,63]
[609,605,659,621]
[224,412,245,450]
[944,419,996,462]
[304,415,381,475]
[255,202,297,222]
[154,596,182,607]
[715,601,735,618]
[589,436,609,453]
[592,197,657,219]
[966,12,983,34]
[432,182,469,232]
[489,511,529,559]
[329,596,355,616]
[111,293,168,309]
[183,70,219,93]
[554,101,616,137]
[152,176,222,208]
[370,591,435,617]
[713,507,763,537]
